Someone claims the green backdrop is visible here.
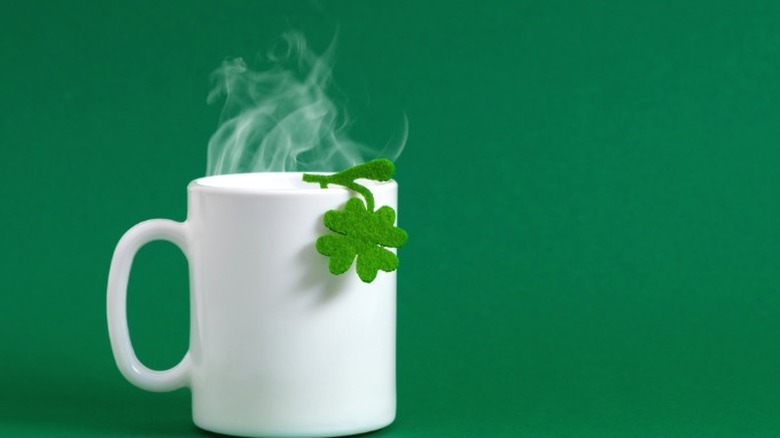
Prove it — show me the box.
[3,1,780,436]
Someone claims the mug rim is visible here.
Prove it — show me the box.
[190,172,397,195]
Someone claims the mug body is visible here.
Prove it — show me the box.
[186,173,397,437]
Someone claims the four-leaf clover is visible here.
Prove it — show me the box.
[303,159,409,283]
[317,198,408,283]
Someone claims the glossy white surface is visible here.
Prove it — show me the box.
[107,173,398,437]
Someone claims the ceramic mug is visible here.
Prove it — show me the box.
[107,172,398,437]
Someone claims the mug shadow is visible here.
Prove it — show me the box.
[0,382,401,437]
[195,422,399,438]
[0,382,196,436]
[0,370,407,437]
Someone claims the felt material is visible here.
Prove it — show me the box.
[303,158,408,283]
[316,198,408,283]
[302,158,394,211]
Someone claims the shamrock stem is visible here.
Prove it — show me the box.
[343,181,375,212]
[303,159,394,211]
[302,173,375,211]
[301,173,330,188]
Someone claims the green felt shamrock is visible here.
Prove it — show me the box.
[303,159,408,283]
[317,198,408,282]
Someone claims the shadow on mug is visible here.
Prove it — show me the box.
[295,241,352,307]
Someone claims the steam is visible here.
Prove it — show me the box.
[206,31,406,175]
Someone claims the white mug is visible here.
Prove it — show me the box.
[107,172,398,437]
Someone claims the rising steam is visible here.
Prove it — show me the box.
[206,31,406,175]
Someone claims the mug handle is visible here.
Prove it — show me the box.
[107,219,192,392]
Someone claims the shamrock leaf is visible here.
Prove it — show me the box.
[303,159,409,283]
[316,198,408,283]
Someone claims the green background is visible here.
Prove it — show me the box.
[2,1,780,436]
